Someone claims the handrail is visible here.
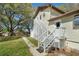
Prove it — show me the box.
[45,36,59,49]
[41,29,56,42]
[41,27,65,43]
[38,30,48,41]
[41,27,66,50]
[35,20,48,41]
[42,31,57,50]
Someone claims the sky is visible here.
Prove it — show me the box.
[32,3,63,7]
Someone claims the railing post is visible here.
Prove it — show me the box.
[38,40,41,48]
[44,43,46,53]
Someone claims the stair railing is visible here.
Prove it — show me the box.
[41,27,65,52]
[35,20,48,41]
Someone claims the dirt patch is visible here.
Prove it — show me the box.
[47,47,79,56]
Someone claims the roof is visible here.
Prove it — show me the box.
[48,9,79,25]
[33,4,65,19]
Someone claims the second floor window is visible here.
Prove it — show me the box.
[40,15,41,20]
[43,13,45,17]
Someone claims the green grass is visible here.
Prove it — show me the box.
[0,39,32,56]
[27,37,38,47]
[0,36,21,42]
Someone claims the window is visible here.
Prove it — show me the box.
[56,22,60,28]
[40,15,41,20]
[43,13,45,17]
[73,14,79,29]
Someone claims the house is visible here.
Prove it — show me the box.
[31,4,79,53]
[49,8,79,51]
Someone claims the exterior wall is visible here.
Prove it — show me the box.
[48,19,62,32]
[30,18,37,38]
[63,20,79,50]
[31,7,64,46]
[49,15,79,50]
[31,6,62,34]
[31,10,51,40]
[31,7,62,39]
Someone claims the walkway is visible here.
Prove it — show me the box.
[22,37,47,56]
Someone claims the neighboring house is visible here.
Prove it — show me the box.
[31,4,79,52]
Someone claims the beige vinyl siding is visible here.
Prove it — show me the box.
[63,20,79,50]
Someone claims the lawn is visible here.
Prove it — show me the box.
[27,37,38,47]
[0,39,32,56]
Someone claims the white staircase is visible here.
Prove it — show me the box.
[41,30,56,52]
[34,19,48,41]
[39,28,65,53]
[35,20,65,53]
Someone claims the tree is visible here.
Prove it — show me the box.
[20,19,33,35]
[0,24,3,32]
[0,3,33,36]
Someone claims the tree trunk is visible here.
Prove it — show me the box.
[27,27,30,36]
[8,16,15,36]
[9,28,15,36]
